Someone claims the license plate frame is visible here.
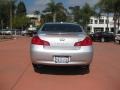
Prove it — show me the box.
[53,56,70,63]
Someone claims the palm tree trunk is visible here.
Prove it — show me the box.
[53,13,56,22]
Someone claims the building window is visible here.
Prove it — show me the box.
[105,20,109,24]
[105,28,109,31]
[111,28,114,33]
[95,20,98,24]
[89,19,93,24]
[99,19,104,24]
[94,28,104,32]
[87,26,91,33]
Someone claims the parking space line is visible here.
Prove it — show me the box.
[10,62,31,90]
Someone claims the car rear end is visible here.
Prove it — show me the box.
[30,23,93,70]
[115,30,120,44]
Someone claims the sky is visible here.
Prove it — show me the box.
[22,0,100,13]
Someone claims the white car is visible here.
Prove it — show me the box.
[30,23,93,72]
[21,30,28,36]
[1,29,12,35]
[115,30,120,44]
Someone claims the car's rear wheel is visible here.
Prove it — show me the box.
[114,39,117,43]
[81,64,90,72]
[115,40,120,44]
[119,40,120,44]
[101,38,105,42]
[32,63,43,72]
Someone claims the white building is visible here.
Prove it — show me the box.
[88,15,120,33]
[26,14,41,31]
[26,14,41,22]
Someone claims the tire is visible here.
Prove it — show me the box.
[81,64,90,73]
[32,63,41,72]
[119,40,120,44]
[101,38,105,42]
[114,39,117,43]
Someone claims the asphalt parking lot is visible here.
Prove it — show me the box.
[0,38,120,90]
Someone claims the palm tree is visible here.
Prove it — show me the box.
[96,0,120,34]
[81,3,95,28]
[43,0,66,22]
[69,6,81,23]
[16,1,26,16]
[95,0,113,32]
[69,3,95,30]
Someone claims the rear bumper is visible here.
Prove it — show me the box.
[32,60,92,66]
[30,45,93,66]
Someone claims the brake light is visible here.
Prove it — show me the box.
[74,37,92,46]
[31,36,50,46]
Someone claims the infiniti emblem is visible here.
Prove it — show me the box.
[59,38,65,41]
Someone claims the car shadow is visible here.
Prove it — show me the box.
[34,65,90,75]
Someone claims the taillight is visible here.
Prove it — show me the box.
[31,36,50,46]
[74,37,92,46]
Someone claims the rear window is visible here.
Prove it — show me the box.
[41,24,82,32]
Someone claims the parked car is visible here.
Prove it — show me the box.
[21,30,28,36]
[0,29,12,35]
[28,30,37,37]
[89,32,114,42]
[115,30,120,44]
[30,22,93,72]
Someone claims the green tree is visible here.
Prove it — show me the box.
[12,1,28,29]
[12,15,29,29]
[96,0,113,31]
[69,3,94,31]
[16,1,26,16]
[43,0,66,22]
[69,6,81,23]
[96,0,120,33]
[81,3,95,28]
[41,14,53,23]
[0,0,16,29]
[69,3,94,29]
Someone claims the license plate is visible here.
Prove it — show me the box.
[54,56,70,63]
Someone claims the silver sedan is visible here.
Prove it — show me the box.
[30,23,93,71]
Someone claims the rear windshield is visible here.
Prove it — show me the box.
[41,24,82,32]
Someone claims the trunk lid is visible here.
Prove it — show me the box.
[38,32,86,50]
